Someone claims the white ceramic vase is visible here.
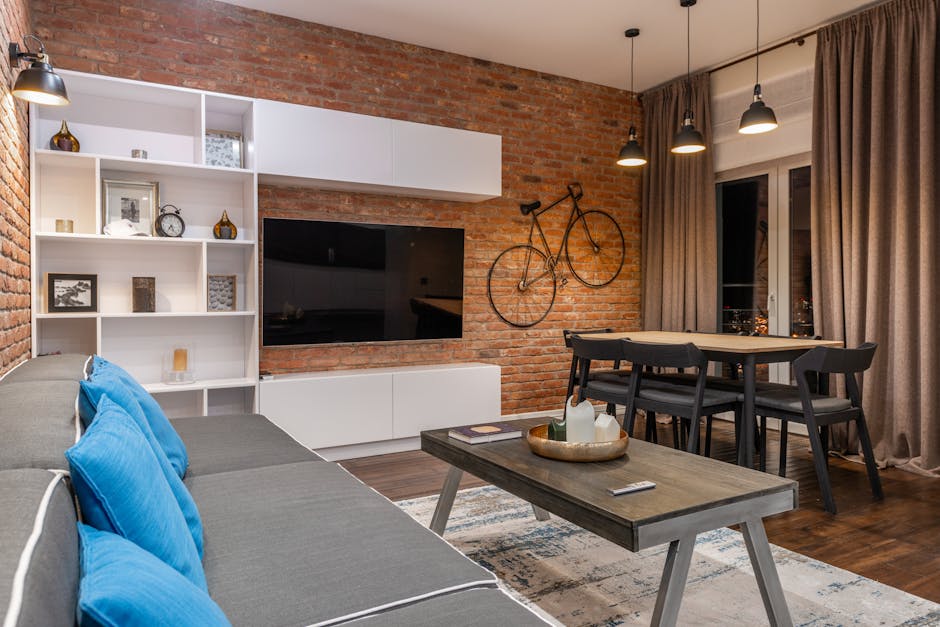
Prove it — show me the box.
[594,413,620,442]
[565,396,595,443]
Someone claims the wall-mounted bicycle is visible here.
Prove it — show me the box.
[487,182,625,327]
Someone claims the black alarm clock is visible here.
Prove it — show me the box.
[155,204,185,238]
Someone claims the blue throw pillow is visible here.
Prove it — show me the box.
[66,397,207,591]
[77,524,230,627]
[78,382,204,556]
[84,355,188,478]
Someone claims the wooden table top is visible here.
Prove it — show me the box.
[422,417,797,551]
[581,330,842,354]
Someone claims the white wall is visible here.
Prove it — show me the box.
[711,35,817,173]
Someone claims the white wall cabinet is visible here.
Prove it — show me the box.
[254,99,502,202]
[30,70,258,417]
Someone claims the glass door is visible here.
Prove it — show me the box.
[716,155,812,382]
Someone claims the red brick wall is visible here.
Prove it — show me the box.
[31,0,643,413]
[0,0,32,375]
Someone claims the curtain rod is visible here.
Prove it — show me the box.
[707,30,815,75]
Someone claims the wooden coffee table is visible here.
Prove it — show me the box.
[422,417,797,627]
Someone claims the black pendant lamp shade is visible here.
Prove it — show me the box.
[8,36,69,106]
[738,0,778,134]
[671,0,706,155]
[617,28,646,167]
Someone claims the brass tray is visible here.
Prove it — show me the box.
[526,424,629,462]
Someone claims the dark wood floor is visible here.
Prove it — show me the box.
[341,417,940,604]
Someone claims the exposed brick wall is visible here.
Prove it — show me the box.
[31,0,643,414]
[0,0,32,375]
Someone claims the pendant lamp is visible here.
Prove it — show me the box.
[617,28,646,167]
[671,0,705,155]
[738,0,778,134]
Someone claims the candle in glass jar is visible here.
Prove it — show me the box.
[172,348,188,372]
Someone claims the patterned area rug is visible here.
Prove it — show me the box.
[397,486,940,626]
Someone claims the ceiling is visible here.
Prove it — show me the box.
[217,0,880,91]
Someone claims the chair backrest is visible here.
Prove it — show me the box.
[620,340,707,371]
[793,342,877,376]
[563,328,613,348]
[569,335,624,362]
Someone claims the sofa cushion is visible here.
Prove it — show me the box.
[0,353,91,385]
[77,524,230,627]
[344,587,549,626]
[0,469,79,627]
[170,414,322,477]
[82,356,188,477]
[66,397,207,591]
[0,381,80,472]
[77,389,205,555]
[188,461,497,626]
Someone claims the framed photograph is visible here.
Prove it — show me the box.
[208,274,237,311]
[102,179,159,236]
[205,130,243,169]
[47,273,97,313]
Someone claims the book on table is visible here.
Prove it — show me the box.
[448,422,523,444]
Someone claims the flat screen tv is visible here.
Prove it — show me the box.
[262,218,464,346]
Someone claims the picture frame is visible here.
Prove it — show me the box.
[102,179,159,236]
[47,273,98,313]
[207,274,237,311]
[205,129,243,169]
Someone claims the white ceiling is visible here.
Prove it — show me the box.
[217,0,880,91]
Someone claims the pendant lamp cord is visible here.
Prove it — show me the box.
[686,4,692,114]
[755,0,760,82]
[630,36,635,125]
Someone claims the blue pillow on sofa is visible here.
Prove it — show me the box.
[78,380,204,556]
[82,355,188,478]
[66,396,207,591]
[77,524,229,627]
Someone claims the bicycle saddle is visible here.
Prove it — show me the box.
[519,200,541,215]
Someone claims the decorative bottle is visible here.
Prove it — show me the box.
[548,416,567,441]
[50,120,79,152]
[213,211,237,239]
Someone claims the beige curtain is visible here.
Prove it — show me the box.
[641,73,717,332]
[812,0,940,475]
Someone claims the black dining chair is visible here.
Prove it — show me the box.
[569,334,630,422]
[753,342,883,514]
[562,328,616,401]
[619,340,741,455]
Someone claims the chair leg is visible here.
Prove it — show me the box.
[758,415,767,472]
[820,425,830,467]
[606,402,616,417]
[855,413,884,501]
[704,415,714,457]
[778,420,788,477]
[805,417,838,514]
[686,416,701,454]
[646,412,658,443]
[671,416,680,449]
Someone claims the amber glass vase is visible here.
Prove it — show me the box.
[50,120,79,152]
[213,211,238,239]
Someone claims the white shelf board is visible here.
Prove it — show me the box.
[36,149,254,180]
[143,377,257,394]
[35,312,99,320]
[100,311,256,319]
[35,232,254,246]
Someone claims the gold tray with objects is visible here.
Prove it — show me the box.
[526,424,629,462]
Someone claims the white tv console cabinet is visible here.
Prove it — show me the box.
[259,363,501,460]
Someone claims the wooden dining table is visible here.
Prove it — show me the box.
[582,331,843,468]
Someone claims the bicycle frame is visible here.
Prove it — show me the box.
[520,183,600,288]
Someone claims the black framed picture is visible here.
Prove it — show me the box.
[47,273,98,313]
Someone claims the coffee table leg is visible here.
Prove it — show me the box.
[531,504,551,521]
[430,466,463,535]
[650,533,696,627]
[740,517,793,627]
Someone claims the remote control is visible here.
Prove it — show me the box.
[608,481,656,496]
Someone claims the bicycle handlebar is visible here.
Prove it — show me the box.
[518,182,583,215]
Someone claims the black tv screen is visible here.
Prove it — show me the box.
[262,218,464,346]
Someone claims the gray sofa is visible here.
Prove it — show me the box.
[0,354,547,626]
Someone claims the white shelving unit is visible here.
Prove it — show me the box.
[29,70,258,417]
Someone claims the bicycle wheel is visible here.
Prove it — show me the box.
[564,210,625,287]
[487,245,556,327]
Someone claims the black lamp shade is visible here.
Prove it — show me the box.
[738,98,778,134]
[671,123,705,154]
[617,140,647,167]
[12,60,69,105]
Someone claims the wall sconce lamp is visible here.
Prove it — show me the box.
[8,35,69,105]
[671,0,705,154]
[617,28,647,167]
[738,0,778,134]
